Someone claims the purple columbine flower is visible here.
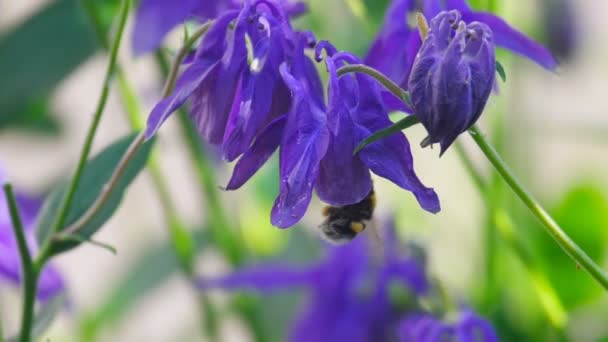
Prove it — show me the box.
[146,0,439,228]
[399,309,498,341]
[199,218,431,341]
[224,41,439,228]
[0,169,65,301]
[365,0,557,112]
[408,10,495,153]
[132,0,307,56]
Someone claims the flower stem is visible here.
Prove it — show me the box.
[56,19,210,241]
[337,64,412,106]
[468,125,608,289]
[41,0,131,253]
[3,184,39,342]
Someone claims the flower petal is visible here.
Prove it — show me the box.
[271,59,329,228]
[462,11,558,70]
[224,115,286,190]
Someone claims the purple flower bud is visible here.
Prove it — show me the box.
[408,10,495,154]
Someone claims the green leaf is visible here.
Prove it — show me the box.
[496,61,507,83]
[35,133,155,255]
[353,115,420,155]
[7,292,68,342]
[530,183,608,308]
[80,230,208,340]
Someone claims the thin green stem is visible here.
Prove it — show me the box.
[468,125,608,289]
[77,5,219,339]
[337,64,412,106]
[55,16,209,241]
[3,184,38,342]
[41,0,131,254]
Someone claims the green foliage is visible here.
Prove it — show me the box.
[35,134,155,255]
[531,183,608,308]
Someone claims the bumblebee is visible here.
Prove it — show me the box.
[319,189,376,244]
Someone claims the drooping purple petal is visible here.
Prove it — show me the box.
[315,52,372,206]
[224,116,286,190]
[271,56,329,228]
[461,11,558,70]
[190,9,249,144]
[222,14,288,160]
[145,59,219,139]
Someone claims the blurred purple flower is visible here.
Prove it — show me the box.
[132,0,307,56]
[365,0,557,112]
[399,309,498,341]
[542,0,577,62]
[0,169,65,301]
[199,218,431,341]
[408,10,495,153]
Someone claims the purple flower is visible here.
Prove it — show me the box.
[542,0,577,62]
[146,1,439,228]
[226,42,439,228]
[365,0,557,112]
[0,169,65,301]
[408,10,495,153]
[132,0,307,56]
[199,218,430,341]
[399,309,498,342]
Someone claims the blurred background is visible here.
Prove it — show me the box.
[1,0,607,341]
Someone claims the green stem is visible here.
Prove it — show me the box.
[337,64,412,106]
[42,0,131,252]
[3,184,38,342]
[56,17,210,241]
[78,5,219,339]
[468,125,608,289]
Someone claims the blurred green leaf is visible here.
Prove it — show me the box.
[0,0,121,132]
[530,183,608,308]
[35,133,155,255]
[80,230,208,341]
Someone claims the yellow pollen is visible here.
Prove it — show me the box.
[351,222,365,234]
